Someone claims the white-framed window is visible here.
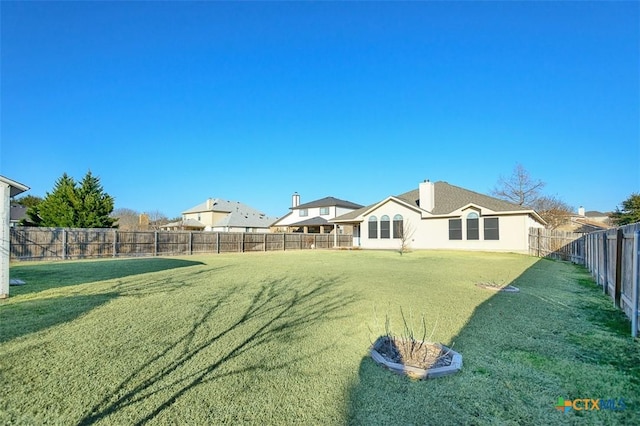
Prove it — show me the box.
[368,216,378,239]
[449,219,462,240]
[299,209,308,217]
[484,218,499,240]
[320,207,330,215]
[393,214,403,239]
[380,215,390,239]
[467,212,479,240]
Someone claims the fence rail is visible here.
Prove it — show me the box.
[10,227,353,261]
[529,224,640,337]
[528,228,585,263]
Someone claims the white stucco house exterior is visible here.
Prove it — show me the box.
[271,193,363,234]
[330,180,546,253]
[162,198,276,233]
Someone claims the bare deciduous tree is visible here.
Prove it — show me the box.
[146,210,169,230]
[530,195,573,230]
[492,164,573,230]
[112,208,141,231]
[491,163,545,207]
[397,219,416,255]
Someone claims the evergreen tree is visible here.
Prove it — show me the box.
[610,193,640,226]
[76,171,117,228]
[25,171,117,228]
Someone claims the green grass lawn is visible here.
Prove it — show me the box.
[1,250,638,425]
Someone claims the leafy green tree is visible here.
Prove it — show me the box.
[609,193,640,226]
[14,195,43,209]
[25,171,117,228]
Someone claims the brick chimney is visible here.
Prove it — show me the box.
[419,180,435,212]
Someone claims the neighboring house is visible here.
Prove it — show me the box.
[10,204,27,227]
[330,180,546,253]
[556,207,612,234]
[161,198,276,233]
[271,193,363,234]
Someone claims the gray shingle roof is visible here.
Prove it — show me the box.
[214,211,276,228]
[183,198,276,229]
[295,196,363,210]
[332,181,533,222]
[183,199,256,214]
[10,205,27,222]
[396,181,530,214]
[288,217,331,227]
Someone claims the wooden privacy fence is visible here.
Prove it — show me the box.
[583,223,640,337]
[10,227,353,261]
[528,228,585,263]
[529,224,640,337]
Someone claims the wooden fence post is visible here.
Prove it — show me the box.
[264,233,267,252]
[631,230,639,338]
[216,232,220,254]
[614,228,624,308]
[189,232,193,255]
[62,229,67,260]
[283,233,286,251]
[602,232,608,294]
[154,231,158,257]
[241,233,245,253]
[113,229,118,258]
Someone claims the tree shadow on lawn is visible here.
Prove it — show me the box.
[8,257,205,296]
[1,264,218,343]
[347,258,640,425]
[0,294,117,343]
[77,275,356,425]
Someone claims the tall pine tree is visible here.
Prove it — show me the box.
[26,171,117,228]
[76,171,117,228]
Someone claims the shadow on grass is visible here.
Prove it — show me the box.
[0,294,117,343]
[347,258,640,425]
[77,275,356,425]
[8,258,204,296]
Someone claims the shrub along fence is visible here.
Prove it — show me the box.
[10,227,353,261]
[529,224,640,337]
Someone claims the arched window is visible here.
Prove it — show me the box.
[380,215,390,239]
[467,211,479,240]
[368,216,378,239]
[393,214,403,239]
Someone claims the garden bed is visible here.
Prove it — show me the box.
[370,336,462,379]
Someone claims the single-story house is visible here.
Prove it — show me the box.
[271,193,363,234]
[161,198,276,233]
[330,180,546,253]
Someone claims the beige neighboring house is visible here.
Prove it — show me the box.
[271,193,363,234]
[331,180,546,253]
[161,198,276,233]
[557,207,612,234]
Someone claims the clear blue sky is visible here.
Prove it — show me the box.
[1,1,638,219]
